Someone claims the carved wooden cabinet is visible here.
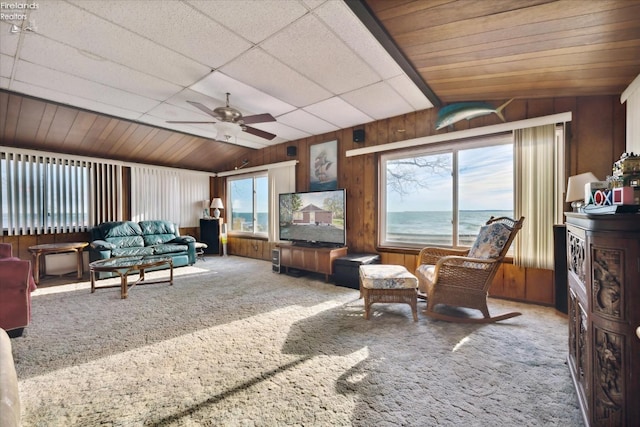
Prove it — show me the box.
[565,213,640,427]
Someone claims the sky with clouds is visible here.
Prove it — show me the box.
[385,144,513,212]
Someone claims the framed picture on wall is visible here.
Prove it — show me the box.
[309,139,338,191]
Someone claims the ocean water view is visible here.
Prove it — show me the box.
[387,210,514,246]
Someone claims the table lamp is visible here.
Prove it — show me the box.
[566,172,599,212]
[210,198,224,219]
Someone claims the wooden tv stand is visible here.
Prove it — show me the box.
[278,244,347,281]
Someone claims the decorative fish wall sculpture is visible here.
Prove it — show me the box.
[435,99,514,130]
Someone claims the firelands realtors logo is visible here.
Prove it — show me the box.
[1,2,39,33]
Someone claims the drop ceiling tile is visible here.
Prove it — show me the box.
[145,101,213,123]
[261,13,380,95]
[28,1,210,86]
[139,114,217,138]
[387,74,434,111]
[220,48,331,107]
[0,53,14,79]
[162,89,229,118]
[258,121,312,141]
[314,1,403,80]
[10,81,143,121]
[0,77,9,89]
[0,21,20,55]
[191,71,296,117]
[69,0,251,68]
[187,0,308,44]
[277,109,339,135]
[14,60,160,113]
[303,96,373,129]
[302,0,325,9]
[341,82,413,120]
[17,36,183,101]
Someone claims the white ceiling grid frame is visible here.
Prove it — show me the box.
[303,96,373,129]
[29,1,211,87]
[387,74,434,111]
[69,0,253,70]
[219,47,332,107]
[276,109,339,135]
[186,0,310,45]
[17,36,184,102]
[313,0,404,81]
[342,81,414,120]
[15,60,160,113]
[0,0,437,151]
[260,12,380,95]
[190,72,297,118]
[9,79,145,121]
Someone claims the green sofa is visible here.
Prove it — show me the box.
[89,220,196,279]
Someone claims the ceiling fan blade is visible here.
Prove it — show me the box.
[242,113,276,124]
[243,125,276,140]
[166,120,217,124]
[187,101,220,118]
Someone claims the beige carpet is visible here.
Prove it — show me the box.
[12,256,582,426]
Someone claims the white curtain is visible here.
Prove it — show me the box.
[130,166,211,227]
[514,124,558,269]
[268,164,296,242]
[621,73,640,154]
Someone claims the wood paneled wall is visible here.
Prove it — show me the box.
[218,96,627,306]
[3,96,626,306]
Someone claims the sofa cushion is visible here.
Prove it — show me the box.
[111,247,154,257]
[99,221,142,239]
[139,220,178,236]
[106,235,145,249]
[143,234,177,247]
[152,244,188,255]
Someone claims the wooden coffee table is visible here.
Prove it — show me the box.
[28,242,89,285]
[90,256,173,299]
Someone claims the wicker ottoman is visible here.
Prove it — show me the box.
[359,264,419,321]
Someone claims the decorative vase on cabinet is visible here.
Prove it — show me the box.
[565,213,640,427]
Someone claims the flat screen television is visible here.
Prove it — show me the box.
[279,189,346,247]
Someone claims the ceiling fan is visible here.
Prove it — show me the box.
[167,93,277,141]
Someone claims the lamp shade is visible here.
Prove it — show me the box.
[210,198,224,209]
[210,197,224,219]
[566,172,599,202]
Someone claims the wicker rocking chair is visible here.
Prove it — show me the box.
[415,216,525,323]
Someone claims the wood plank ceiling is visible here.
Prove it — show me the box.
[1,0,639,173]
[364,0,640,102]
[0,90,252,173]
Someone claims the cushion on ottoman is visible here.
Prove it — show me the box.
[359,264,418,289]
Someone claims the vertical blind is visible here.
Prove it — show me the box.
[513,124,560,269]
[130,165,210,227]
[0,148,122,235]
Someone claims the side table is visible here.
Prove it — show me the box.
[28,242,88,285]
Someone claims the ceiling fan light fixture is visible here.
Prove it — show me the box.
[214,121,241,141]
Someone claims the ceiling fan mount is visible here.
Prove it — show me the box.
[213,93,243,123]
[166,92,277,141]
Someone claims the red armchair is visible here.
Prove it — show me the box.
[0,243,37,337]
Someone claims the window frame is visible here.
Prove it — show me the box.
[378,133,514,250]
[226,171,269,238]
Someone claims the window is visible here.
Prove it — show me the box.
[227,172,268,236]
[380,134,513,248]
[1,151,91,235]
